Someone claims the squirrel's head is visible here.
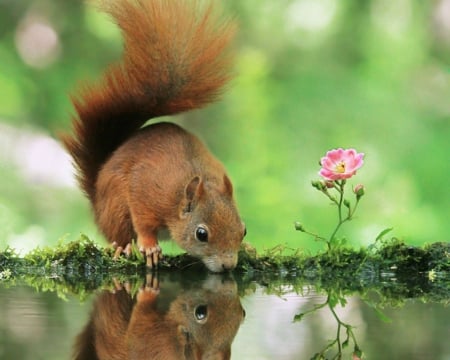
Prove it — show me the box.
[171,175,246,272]
[169,274,245,359]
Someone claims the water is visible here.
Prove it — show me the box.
[0,273,448,360]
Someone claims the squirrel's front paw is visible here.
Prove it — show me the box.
[137,273,160,302]
[140,245,162,268]
[137,233,162,268]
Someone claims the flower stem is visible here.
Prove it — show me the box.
[328,301,361,356]
[348,198,360,220]
[303,230,328,244]
[327,180,346,249]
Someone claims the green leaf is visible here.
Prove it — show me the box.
[372,307,392,323]
[375,227,394,242]
[365,300,392,323]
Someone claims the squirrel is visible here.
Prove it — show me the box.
[62,0,246,272]
[72,273,245,359]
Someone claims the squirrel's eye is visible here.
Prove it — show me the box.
[195,226,208,242]
[194,304,208,322]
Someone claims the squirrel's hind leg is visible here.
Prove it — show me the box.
[112,242,132,258]
[113,231,162,268]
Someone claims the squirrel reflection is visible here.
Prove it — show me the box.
[73,273,245,360]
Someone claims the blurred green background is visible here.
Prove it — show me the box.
[0,0,449,255]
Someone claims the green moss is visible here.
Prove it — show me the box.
[0,235,448,303]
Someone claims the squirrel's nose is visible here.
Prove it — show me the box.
[221,253,238,271]
[222,263,234,271]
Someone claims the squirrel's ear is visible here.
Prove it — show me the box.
[181,176,204,216]
[177,325,191,347]
[185,176,204,202]
[223,174,233,196]
[177,325,197,358]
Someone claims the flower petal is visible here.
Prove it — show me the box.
[326,148,345,163]
[319,168,339,180]
[348,152,364,172]
[321,156,336,171]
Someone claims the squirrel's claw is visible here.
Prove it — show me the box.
[111,277,132,294]
[145,273,159,292]
[123,243,132,257]
[112,243,123,259]
[144,245,162,268]
[112,241,162,268]
[137,274,160,302]
[112,242,132,259]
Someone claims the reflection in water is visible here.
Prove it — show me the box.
[0,277,448,359]
[294,290,363,359]
[72,273,245,360]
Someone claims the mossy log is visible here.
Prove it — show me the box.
[0,236,448,303]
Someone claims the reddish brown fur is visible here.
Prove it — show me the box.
[63,0,235,200]
[72,276,245,360]
[62,0,245,272]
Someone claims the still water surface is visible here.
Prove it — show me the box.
[0,273,448,360]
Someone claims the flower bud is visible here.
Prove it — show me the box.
[343,199,351,208]
[294,222,306,232]
[353,184,365,199]
[311,180,324,191]
[352,348,363,360]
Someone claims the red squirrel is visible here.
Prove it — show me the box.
[72,274,245,359]
[62,0,246,272]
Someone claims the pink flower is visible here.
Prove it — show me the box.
[319,148,364,181]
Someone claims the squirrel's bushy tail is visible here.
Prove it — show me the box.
[62,0,236,201]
